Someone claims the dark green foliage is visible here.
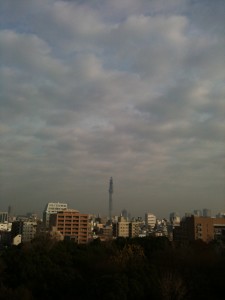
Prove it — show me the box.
[0,237,225,299]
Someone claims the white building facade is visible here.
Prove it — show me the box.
[43,202,68,228]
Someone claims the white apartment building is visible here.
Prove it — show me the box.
[43,202,68,228]
[145,212,156,229]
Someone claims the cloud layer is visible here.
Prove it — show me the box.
[1,0,224,218]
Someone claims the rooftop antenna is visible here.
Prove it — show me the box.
[108,177,113,222]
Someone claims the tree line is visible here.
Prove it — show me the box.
[0,236,225,299]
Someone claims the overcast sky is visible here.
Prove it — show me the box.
[1,0,224,219]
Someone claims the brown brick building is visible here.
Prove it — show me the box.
[173,216,225,242]
[50,209,89,244]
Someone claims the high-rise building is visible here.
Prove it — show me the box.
[43,202,68,228]
[50,209,89,244]
[145,213,156,229]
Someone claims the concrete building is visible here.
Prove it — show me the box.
[113,216,130,238]
[145,213,156,229]
[50,209,89,244]
[43,202,68,228]
[22,222,37,242]
[113,216,141,238]
[11,220,37,243]
[173,216,225,242]
[129,221,141,237]
[98,225,113,241]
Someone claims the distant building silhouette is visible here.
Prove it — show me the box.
[203,208,211,217]
[193,210,202,216]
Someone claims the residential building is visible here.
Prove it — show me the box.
[49,209,89,244]
[113,216,141,238]
[173,216,225,242]
[129,221,141,237]
[98,225,113,241]
[113,216,130,238]
[22,221,37,242]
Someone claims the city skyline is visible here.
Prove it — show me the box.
[1,1,225,218]
[0,200,223,222]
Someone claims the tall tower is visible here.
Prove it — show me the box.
[108,177,113,222]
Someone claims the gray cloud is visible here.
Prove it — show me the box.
[0,0,224,218]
